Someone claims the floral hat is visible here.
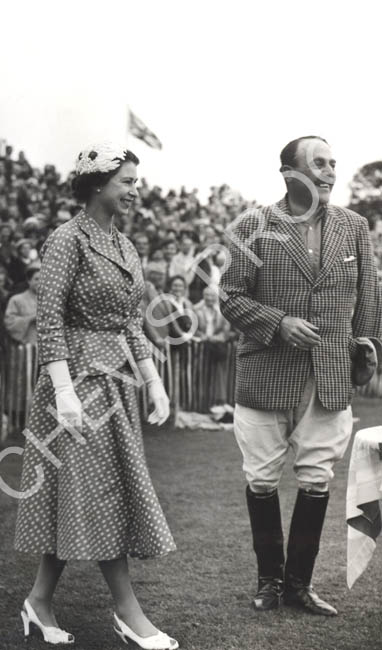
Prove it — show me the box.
[75,142,128,176]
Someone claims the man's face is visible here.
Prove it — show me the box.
[287,139,336,206]
[145,224,157,238]
[204,288,218,307]
[180,237,193,254]
[149,270,166,290]
[135,236,149,256]
[163,242,177,261]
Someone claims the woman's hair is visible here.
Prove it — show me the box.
[168,275,186,288]
[72,150,139,203]
[25,266,40,281]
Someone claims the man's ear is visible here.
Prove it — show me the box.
[280,164,293,179]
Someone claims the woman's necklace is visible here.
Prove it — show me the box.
[85,210,115,240]
[106,219,115,241]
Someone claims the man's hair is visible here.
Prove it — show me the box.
[280,136,328,168]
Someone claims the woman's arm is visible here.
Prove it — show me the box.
[37,225,83,429]
[37,227,80,366]
[136,357,170,425]
[124,306,152,362]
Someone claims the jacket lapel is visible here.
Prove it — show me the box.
[314,205,346,286]
[77,211,134,280]
[269,198,315,284]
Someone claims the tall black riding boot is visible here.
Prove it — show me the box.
[246,486,284,610]
[284,489,337,616]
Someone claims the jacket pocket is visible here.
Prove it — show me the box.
[237,339,268,357]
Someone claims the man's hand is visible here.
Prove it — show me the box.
[279,316,321,351]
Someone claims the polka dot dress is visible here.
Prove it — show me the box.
[14,212,176,560]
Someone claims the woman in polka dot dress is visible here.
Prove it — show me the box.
[15,143,179,649]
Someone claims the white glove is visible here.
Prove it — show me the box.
[137,358,170,425]
[46,360,82,431]
[147,380,170,425]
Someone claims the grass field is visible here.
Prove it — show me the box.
[0,396,381,650]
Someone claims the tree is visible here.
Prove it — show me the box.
[348,161,382,229]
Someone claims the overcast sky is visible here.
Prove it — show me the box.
[2,0,381,205]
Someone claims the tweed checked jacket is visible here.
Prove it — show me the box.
[37,210,151,378]
[219,197,382,411]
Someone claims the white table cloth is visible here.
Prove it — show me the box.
[346,426,382,588]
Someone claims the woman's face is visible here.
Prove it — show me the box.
[19,243,31,257]
[28,271,40,293]
[170,278,186,298]
[135,236,150,256]
[98,162,139,217]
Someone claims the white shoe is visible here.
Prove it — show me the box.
[113,612,179,649]
[21,599,75,645]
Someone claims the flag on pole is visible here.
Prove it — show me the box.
[128,109,162,150]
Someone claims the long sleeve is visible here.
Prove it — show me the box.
[219,215,286,345]
[124,305,152,361]
[37,227,80,365]
[352,218,382,340]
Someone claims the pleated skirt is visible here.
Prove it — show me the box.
[14,369,176,561]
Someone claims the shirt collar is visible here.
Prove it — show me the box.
[285,193,327,225]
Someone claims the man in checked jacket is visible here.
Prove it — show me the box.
[219,136,382,616]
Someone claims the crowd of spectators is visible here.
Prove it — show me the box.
[1,141,382,356]
[370,223,382,285]
[0,142,253,366]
